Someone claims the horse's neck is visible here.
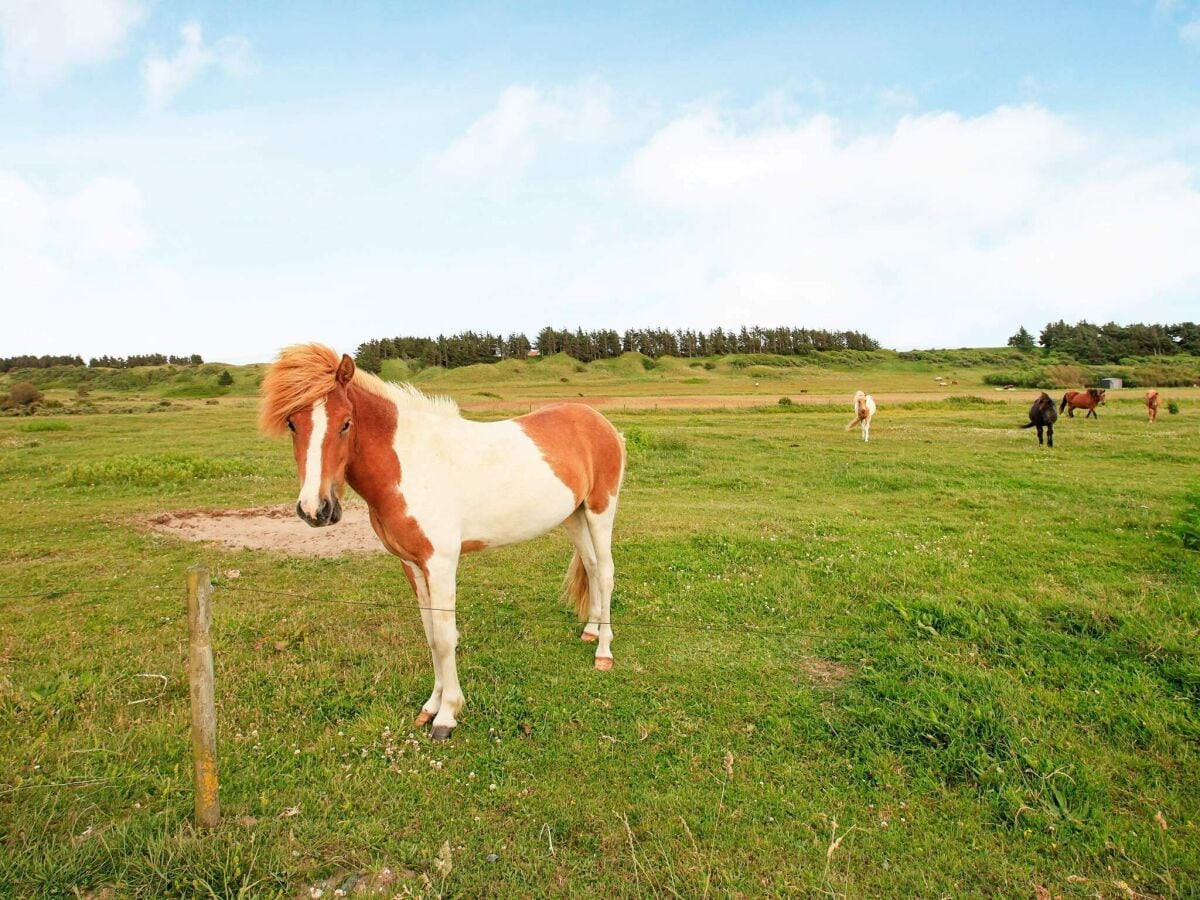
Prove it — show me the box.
[344,383,406,504]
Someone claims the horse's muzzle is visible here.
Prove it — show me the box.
[297,496,342,528]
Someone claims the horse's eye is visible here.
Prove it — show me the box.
[340,420,351,433]
[287,420,296,433]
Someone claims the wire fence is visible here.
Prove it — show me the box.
[212,580,835,639]
[1,568,847,801]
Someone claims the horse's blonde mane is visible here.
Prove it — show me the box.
[259,343,458,436]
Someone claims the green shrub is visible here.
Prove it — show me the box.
[1168,400,1180,415]
[217,370,234,386]
[727,354,805,369]
[65,453,262,487]
[16,420,70,432]
[622,427,651,456]
[1,381,43,409]
[778,397,794,407]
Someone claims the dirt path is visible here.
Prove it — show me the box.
[459,389,1020,412]
[148,503,385,557]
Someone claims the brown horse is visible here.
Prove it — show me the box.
[1060,388,1106,419]
[1145,390,1160,423]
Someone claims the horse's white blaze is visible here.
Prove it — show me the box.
[297,398,328,515]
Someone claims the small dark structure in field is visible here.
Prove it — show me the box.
[1021,392,1058,447]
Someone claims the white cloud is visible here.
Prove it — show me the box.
[1181,17,1200,46]
[0,171,146,260]
[428,80,615,187]
[143,20,251,112]
[0,172,180,356]
[599,103,1200,347]
[0,0,143,95]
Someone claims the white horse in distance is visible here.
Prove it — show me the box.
[846,390,876,442]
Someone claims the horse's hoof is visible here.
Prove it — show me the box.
[594,656,614,671]
[414,710,434,727]
[430,725,454,741]
[580,631,598,643]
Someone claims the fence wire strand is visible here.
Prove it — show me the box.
[213,581,832,639]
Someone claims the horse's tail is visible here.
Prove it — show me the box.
[562,550,590,621]
[1020,422,1035,429]
[1059,393,1069,413]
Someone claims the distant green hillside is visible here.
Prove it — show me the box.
[2,348,1196,417]
[0,363,263,399]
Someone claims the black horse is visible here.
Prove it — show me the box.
[1021,392,1058,447]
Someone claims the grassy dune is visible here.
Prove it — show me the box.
[1,366,1198,896]
[6,348,1197,412]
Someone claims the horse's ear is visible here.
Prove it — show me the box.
[336,353,356,386]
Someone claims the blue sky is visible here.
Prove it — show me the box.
[2,1,1199,361]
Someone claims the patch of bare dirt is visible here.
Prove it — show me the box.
[147,502,385,557]
[799,657,854,687]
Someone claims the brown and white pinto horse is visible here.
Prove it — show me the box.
[260,344,625,740]
[1145,390,1161,423]
[1060,388,1106,419]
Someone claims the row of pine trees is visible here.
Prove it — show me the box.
[354,326,881,371]
[1009,321,1200,364]
[0,353,204,373]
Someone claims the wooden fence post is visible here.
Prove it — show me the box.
[186,564,220,828]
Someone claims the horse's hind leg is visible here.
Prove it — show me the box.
[1046,423,1053,448]
[583,501,618,671]
[563,506,602,642]
[1036,424,1044,445]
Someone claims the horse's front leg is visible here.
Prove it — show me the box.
[425,556,464,741]
[404,563,442,727]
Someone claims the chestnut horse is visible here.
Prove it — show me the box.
[1060,388,1106,419]
[845,390,876,442]
[260,344,625,740]
[1020,392,1058,447]
[1145,390,1160,423]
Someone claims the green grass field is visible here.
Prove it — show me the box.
[1,363,1198,897]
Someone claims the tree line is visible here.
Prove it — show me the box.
[0,353,205,373]
[87,354,205,368]
[1008,321,1200,364]
[355,326,880,371]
